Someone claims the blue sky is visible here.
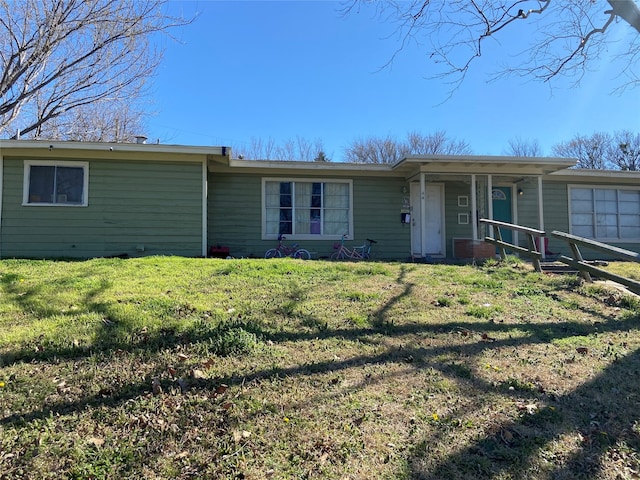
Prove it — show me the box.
[147,1,640,160]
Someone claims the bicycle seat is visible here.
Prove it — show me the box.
[366,239,377,243]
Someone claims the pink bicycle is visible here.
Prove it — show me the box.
[330,235,376,260]
[265,235,311,259]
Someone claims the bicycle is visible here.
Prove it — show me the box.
[265,235,311,259]
[330,235,376,260]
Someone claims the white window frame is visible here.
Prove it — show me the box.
[23,160,89,207]
[568,184,640,242]
[261,177,353,240]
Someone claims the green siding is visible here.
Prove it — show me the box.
[1,157,203,259]
[208,173,410,260]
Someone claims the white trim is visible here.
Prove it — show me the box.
[23,160,89,207]
[202,160,208,257]
[567,184,640,243]
[0,139,229,157]
[261,177,354,240]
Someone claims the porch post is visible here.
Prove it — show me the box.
[202,159,208,258]
[471,174,477,240]
[538,175,545,260]
[420,172,426,257]
[487,174,493,222]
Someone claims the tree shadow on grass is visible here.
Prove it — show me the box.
[409,346,640,479]
[2,261,640,478]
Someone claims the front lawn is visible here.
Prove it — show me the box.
[0,257,639,479]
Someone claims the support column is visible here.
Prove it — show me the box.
[487,175,493,222]
[420,173,426,256]
[538,175,545,260]
[471,174,477,240]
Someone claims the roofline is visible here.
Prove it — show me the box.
[393,154,577,169]
[549,168,640,179]
[228,158,392,171]
[0,139,231,157]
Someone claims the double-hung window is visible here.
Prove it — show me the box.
[23,161,89,206]
[569,186,640,241]
[263,179,352,239]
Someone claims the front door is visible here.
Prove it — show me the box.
[492,186,513,244]
[411,183,445,257]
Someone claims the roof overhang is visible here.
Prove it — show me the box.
[548,168,640,185]
[0,139,231,163]
[208,157,396,176]
[392,155,577,177]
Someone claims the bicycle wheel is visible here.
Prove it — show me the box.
[330,250,345,260]
[293,249,311,260]
[265,248,282,259]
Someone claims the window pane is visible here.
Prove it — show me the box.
[265,182,281,208]
[29,165,55,203]
[280,182,292,207]
[621,226,640,238]
[56,167,84,204]
[573,225,593,237]
[324,210,349,235]
[324,183,348,207]
[595,189,616,201]
[572,200,593,214]
[596,224,618,238]
[571,188,592,201]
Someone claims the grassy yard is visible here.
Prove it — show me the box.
[0,256,639,479]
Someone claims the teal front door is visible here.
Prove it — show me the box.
[492,187,513,244]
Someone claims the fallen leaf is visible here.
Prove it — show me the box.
[516,402,538,414]
[481,333,496,342]
[177,353,189,362]
[167,367,176,377]
[191,369,206,380]
[88,437,104,447]
[202,358,215,369]
[576,347,589,355]
[215,384,228,394]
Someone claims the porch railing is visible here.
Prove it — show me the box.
[479,219,545,272]
[551,231,640,295]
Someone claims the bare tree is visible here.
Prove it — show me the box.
[610,130,640,170]
[0,0,190,140]
[343,1,640,92]
[344,130,472,163]
[235,136,329,161]
[504,137,543,157]
[344,134,407,164]
[406,130,472,155]
[552,132,613,169]
[35,100,147,142]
